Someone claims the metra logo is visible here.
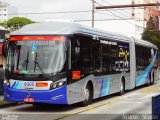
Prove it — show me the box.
[24,82,34,87]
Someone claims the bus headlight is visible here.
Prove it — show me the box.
[50,78,66,89]
[4,78,10,87]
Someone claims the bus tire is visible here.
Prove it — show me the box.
[81,83,93,107]
[119,78,125,95]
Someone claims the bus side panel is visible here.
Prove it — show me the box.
[135,49,157,86]
[93,73,130,99]
[93,74,118,99]
[67,75,94,105]
[67,74,122,104]
[67,72,131,105]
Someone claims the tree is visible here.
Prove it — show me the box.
[0,17,36,32]
[142,17,160,48]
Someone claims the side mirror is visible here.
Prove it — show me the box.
[2,40,9,58]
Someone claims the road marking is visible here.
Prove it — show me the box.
[119,101,142,104]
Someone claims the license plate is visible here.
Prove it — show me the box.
[24,98,35,102]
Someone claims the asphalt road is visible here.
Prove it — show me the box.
[1,81,160,120]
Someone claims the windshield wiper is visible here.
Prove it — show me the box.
[16,50,29,73]
[34,52,48,78]
[57,56,61,74]
[24,51,29,70]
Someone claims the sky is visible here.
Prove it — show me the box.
[2,0,137,37]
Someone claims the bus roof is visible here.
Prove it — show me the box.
[12,22,158,49]
[12,22,130,42]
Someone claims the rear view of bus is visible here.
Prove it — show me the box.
[3,27,69,104]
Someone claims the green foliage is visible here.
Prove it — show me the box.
[142,17,160,48]
[0,17,36,32]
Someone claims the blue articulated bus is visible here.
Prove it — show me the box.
[2,22,158,106]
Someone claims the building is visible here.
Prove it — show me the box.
[132,0,160,38]
[0,1,18,22]
[131,0,160,38]
[144,0,160,31]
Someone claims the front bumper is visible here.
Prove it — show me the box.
[3,85,68,104]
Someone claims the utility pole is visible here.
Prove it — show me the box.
[92,0,95,27]
[96,3,160,9]
[131,0,135,17]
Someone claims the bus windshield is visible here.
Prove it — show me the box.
[6,36,67,77]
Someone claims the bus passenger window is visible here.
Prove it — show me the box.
[71,37,81,70]
[80,36,92,75]
[92,40,101,73]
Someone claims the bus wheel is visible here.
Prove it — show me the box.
[81,83,93,107]
[120,79,125,95]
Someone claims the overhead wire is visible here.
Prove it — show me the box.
[98,0,145,21]
[93,0,145,28]
[6,10,92,15]
[99,0,132,16]
[74,18,135,22]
